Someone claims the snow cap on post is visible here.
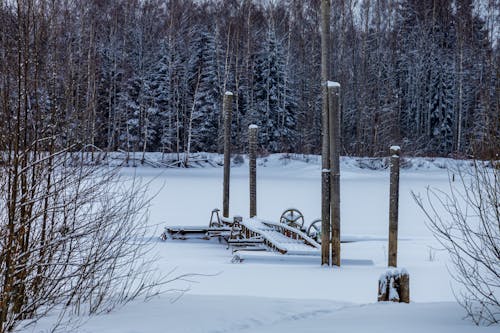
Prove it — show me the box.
[327,81,340,88]
[225,91,233,96]
[390,146,401,158]
[249,124,258,129]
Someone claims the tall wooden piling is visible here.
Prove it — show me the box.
[320,0,331,266]
[328,82,341,266]
[249,125,258,218]
[388,146,401,267]
[321,167,330,265]
[222,92,233,218]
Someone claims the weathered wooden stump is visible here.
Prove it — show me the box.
[378,268,410,303]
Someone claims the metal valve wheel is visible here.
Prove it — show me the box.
[280,208,305,230]
[307,218,322,243]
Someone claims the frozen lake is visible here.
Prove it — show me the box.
[23,155,497,332]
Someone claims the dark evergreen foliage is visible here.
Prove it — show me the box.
[0,0,497,158]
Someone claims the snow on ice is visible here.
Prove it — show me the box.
[20,154,497,333]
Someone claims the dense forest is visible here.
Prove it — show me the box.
[0,0,498,159]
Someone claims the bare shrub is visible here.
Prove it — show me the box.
[413,162,499,325]
[0,150,166,332]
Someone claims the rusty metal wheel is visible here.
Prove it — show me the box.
[280,208,305,229]
[307,218,322,243]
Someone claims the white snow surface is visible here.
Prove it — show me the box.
[20,154,497,332]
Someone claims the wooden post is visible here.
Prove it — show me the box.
[222,92,233,218]
[388,146,400,267]
[321,168,330,265]
[320,0,331,266]
[328,82,341,267]
[249,125,258,218]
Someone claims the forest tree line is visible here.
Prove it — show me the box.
[0,0,498,159]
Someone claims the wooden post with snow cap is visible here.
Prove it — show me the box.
[320,0,331,266]
[222,91,233,218]
[328,81,341,266]
[249,124,258,218]
[388,145,401,267]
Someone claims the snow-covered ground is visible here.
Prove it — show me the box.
[22,155,497,332]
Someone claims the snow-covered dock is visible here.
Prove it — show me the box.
[164,208,322,256]
[239,217,320,255]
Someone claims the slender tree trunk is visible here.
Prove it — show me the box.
[142,114,148,164]
[185,69,202,167]
[457,45,463,153]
